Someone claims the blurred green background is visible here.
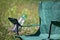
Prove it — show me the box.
[0,0,40,40]
[0,0,59,40]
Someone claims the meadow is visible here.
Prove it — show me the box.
[0,0,40,40]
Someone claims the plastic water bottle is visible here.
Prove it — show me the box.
[12,14,27,32]
[18,14,27,25]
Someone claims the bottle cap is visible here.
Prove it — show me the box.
[22,9,28,19]
[22,14,27,20]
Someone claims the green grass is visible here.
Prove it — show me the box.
[0,0,40,40]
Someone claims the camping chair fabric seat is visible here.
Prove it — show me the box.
[40,1,60,34]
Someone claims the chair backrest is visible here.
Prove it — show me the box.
[39,1,60,34]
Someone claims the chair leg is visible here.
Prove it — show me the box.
[16,24,19,35]
[48,22,52,39]
[15,36,23,40]
[19,37,23,40]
